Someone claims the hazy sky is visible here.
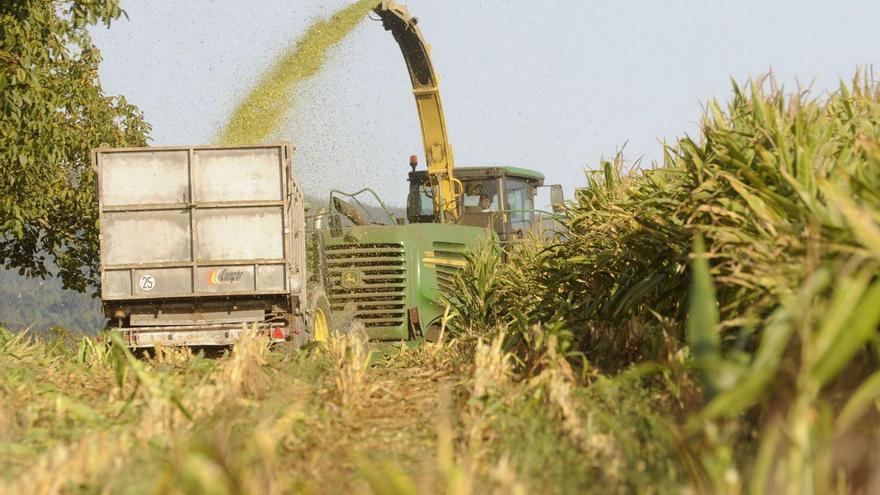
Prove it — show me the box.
[89,0,880,206]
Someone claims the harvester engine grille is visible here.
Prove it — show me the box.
[432,241,467,295]
[325,243,406,328]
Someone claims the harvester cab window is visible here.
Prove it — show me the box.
[461,179,499,211]
[407,173,435,223]
[504,178,537,231]
[459,178,501,229]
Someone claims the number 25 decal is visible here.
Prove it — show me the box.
[138,275,156,291]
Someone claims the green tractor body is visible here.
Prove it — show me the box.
[321,223,486,342]
[310,4,561,343]
[317,166,555,343]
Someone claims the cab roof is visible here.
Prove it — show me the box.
[413,166,545,184]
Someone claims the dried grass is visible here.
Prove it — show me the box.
[221,323,271,399]
[327,321,373,410]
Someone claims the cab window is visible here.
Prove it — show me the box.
[416,182,434,216]
[504,178,536,230]
[462,179,499,211]
[407,177,435,221]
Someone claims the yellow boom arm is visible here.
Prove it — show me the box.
[374,1,460,223]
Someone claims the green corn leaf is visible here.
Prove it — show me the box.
[811,278,880,387]
[687,235,721,400]
[749,419,783,494]
[825,186,880,260]
[719,172,783,228]
[695,270,830,425]
[836,370,880,431]
[812,267,871,363]
[750,80,768,126]
[602,160,615,192]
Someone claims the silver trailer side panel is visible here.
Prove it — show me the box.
[101,150,190,206]
[103,210,192,266]
[192,149,282,202]
[194,207,283,260]
[95,144,299,303]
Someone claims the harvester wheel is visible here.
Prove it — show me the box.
[309,289,332,342]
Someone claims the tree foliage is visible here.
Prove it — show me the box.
[0,0,150,292]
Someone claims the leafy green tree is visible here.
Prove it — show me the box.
[0,0,150,292]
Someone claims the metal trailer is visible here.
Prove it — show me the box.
[93,143,328,348]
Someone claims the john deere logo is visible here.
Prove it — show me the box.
[208,268,244,285]
[340,269,363,289]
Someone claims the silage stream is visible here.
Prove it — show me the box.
[219,0,376,144]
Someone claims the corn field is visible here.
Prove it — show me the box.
[444,71,880,493]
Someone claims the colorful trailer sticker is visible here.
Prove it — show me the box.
[208,268,245,285]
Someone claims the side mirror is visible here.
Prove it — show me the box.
[549,185,565,212]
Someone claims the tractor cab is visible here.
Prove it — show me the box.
[407,166,560,240]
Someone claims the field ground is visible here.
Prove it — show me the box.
[0,327,693,495]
